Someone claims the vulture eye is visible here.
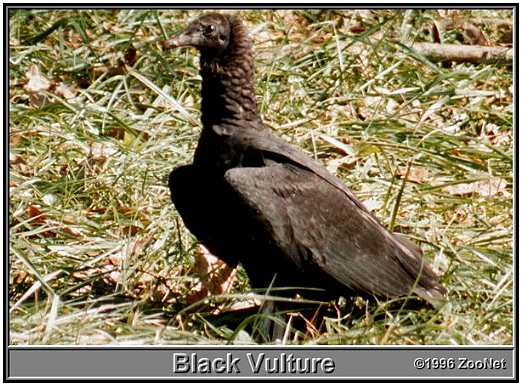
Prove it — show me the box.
[203,24,216,36]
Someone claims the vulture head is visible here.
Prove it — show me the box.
[163,13,232,57]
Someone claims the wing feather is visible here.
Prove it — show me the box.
[225,163,444,300]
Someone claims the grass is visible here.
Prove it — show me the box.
[8,9,513,345]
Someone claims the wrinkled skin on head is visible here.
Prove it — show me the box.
[163,13,231,56]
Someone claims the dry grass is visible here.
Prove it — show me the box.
[9,8,513,345]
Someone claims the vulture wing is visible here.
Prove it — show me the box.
[222,128,446,303]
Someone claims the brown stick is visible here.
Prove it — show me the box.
[411,43,512,65]
[470,18,513,28]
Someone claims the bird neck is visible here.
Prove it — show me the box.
[199,17,260,129]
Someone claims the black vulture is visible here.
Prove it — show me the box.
[163,13,446,305]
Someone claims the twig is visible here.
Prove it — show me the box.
[470,18,512,28]
[410,43,512,65]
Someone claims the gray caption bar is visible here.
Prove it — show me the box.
[8,347,514,380]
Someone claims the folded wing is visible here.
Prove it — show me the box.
[224,161,445,303]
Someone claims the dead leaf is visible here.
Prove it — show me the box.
[26,204,58,237]
[55,83,77,100]
[450,149,462,157]
[474,178,508,197]
[11,269,30,286]
[77,77,91,89]
[481,123,511,146]
[24,64,51,93]
[116,204,134,215]
[319,134,354,156]
[27,204,46,225]
[124,46,137,67]
[107,254,121,266]
[452,20,489,46]
[108,269,122,285]
[119,224,142,237]
[127,235,154,257]
[86,207,107,215]
[396,166,430,184]
[326,155,358,174]
[105,127,125,140]
[10,134,23,146]
[186,245,237,304]
[90,65,110,77]
[10,153,24,165]
[102,21,116,33]
[445,182,476,197]
[10,152,34,176]
[26,203,86,239]
[349,23,366,34]
[61,225,83,237]
[444,178,508,197]
[311,33,332,44]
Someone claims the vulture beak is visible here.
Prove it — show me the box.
[162,30,200,49]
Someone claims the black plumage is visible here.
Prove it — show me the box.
[163,13,446,305]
